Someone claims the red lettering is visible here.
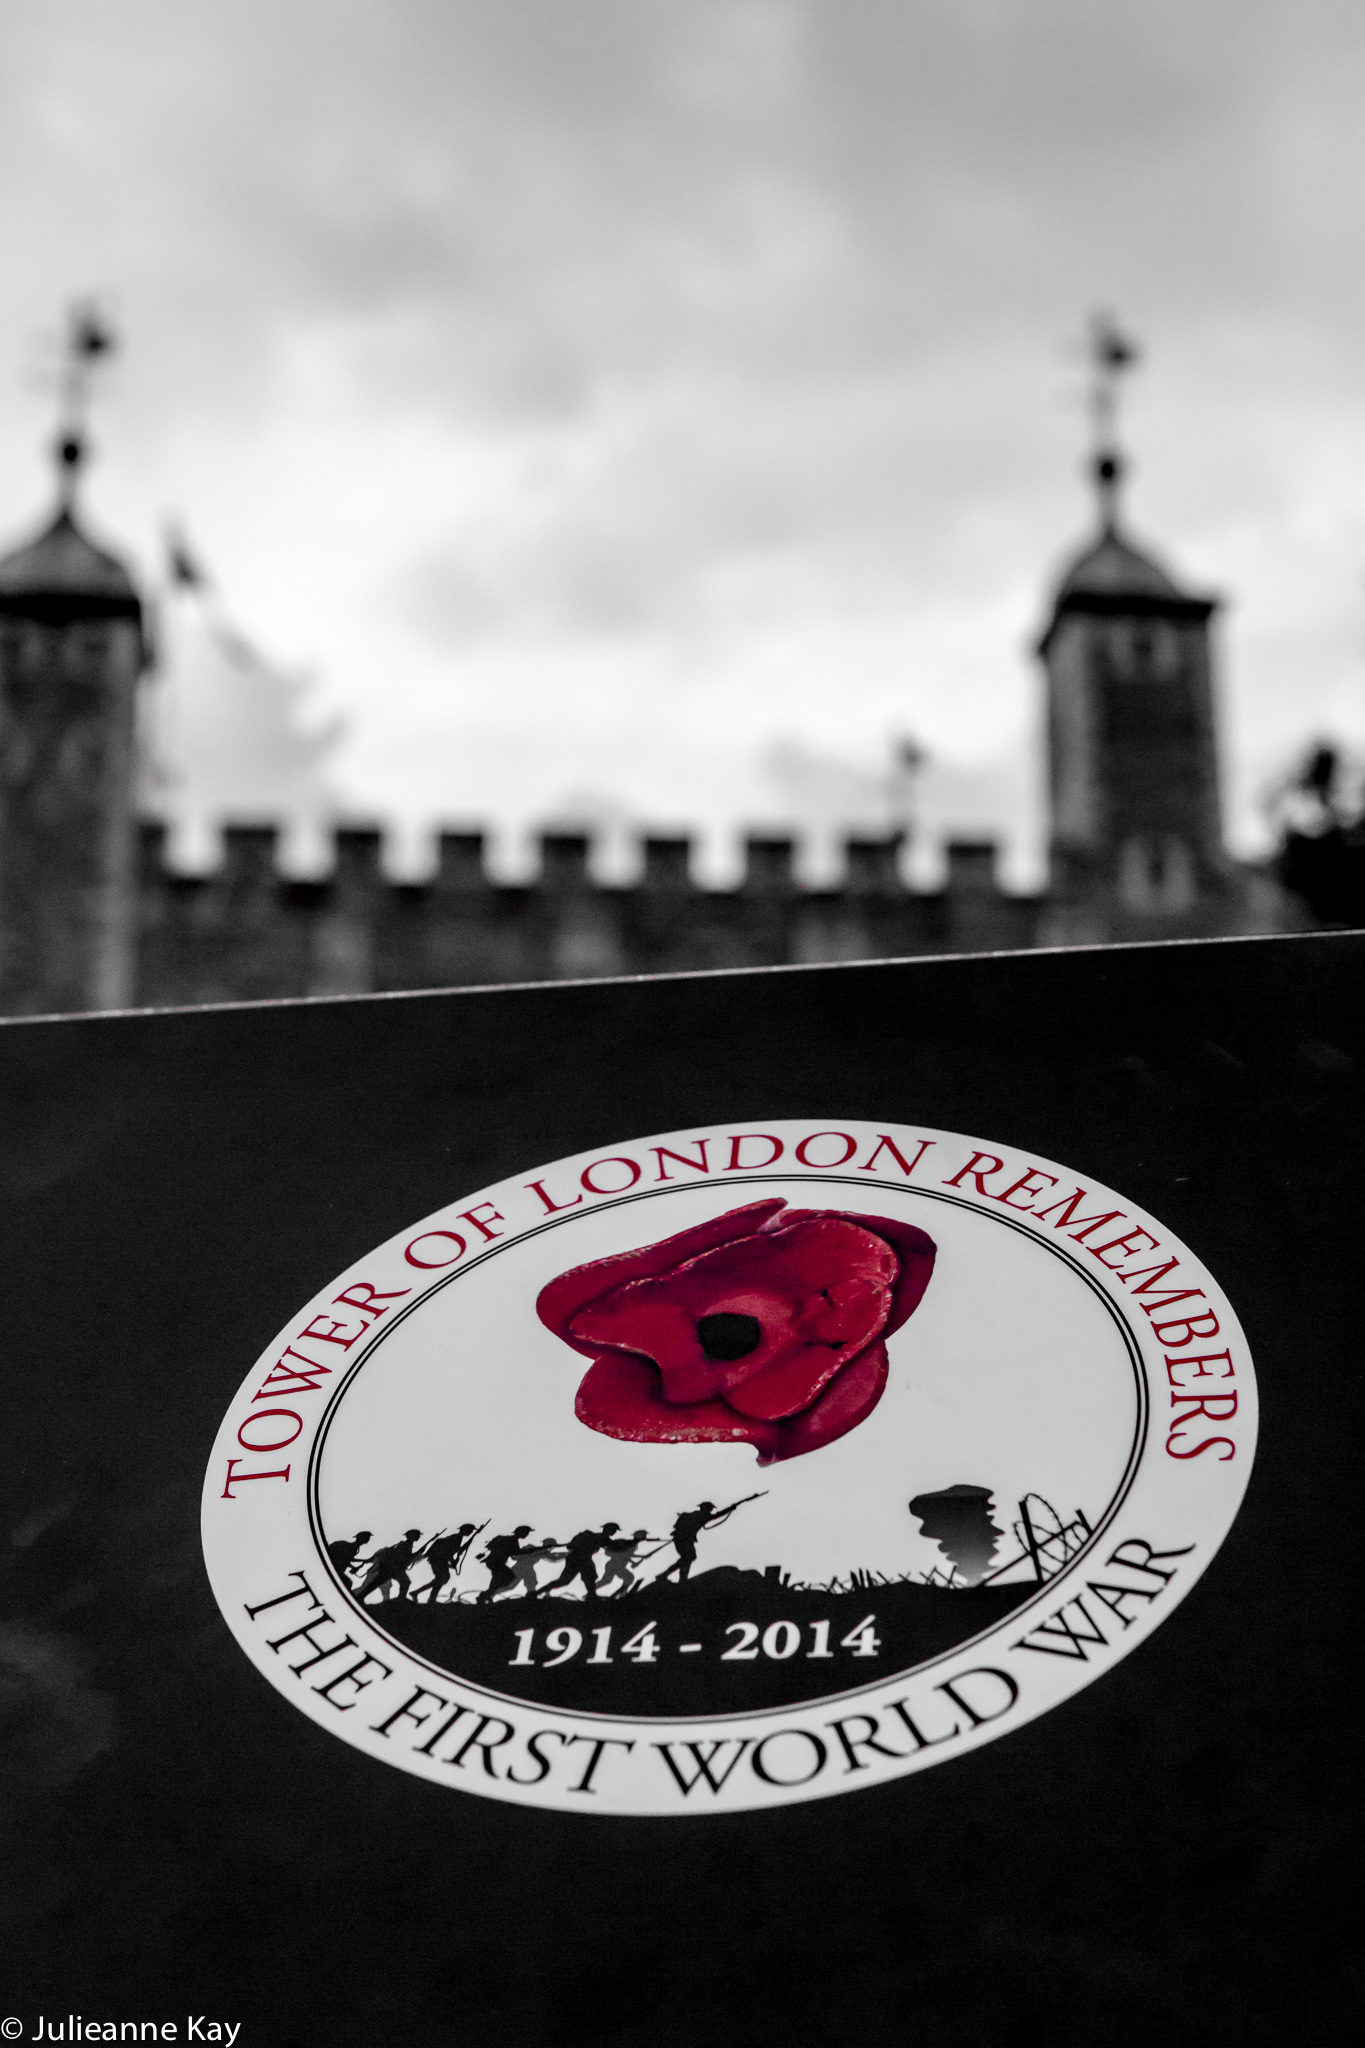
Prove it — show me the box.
[1153,1311,1221,1347]
[1140,1286,1208,1315]
[993,1167,1059,1210]
[725,1133,784,1170]
[1031,1187,1123,1241]
[299,1314,364,1350]
[651,1141,711,1182]
[1120,1257,1205,1314]
[857,1134,934,1177]
[221,1457,291,1498]
[404,1229,468,1268]
[456,1202,505,1242]
[1166,1433,1236,1461]
[943,1150,1004,1194]
[1167,1390,1237,1460]
[525,1178,583,1215]
[1165,1350,1235,1388]
[333,1281,412,1320]
[580,1155,642,1194]
[1088,1226,1159,1269]
[237,1408,303,1453]
[795,1130,857,1168]
[254,1346,332,1399]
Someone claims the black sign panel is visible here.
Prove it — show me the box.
[1,932,1358,2046]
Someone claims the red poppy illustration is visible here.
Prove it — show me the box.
[537,1199,936,1463]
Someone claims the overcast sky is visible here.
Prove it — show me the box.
[2,0,1362,882]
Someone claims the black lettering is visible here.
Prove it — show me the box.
[311,1651,392,1710]
[371,1685,450,1739]
[1014,1596,1108,1661]
[653,1739,753,1796]
[1084,1578,1158,1628]
[934,1666,1019,1724]
[886,1697,961,1750]
[564,1735,635,1794]
[265,1610,356,1675]
[749,1730,828,1786]
[415,1704,473,1757]
[506,1728,568,1788]
[243,1570,321,1619]
[443,1713,517,1776]
[826,1712,909,1773]
[1107,1537,1195,1583]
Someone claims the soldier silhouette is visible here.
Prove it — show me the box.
[477,1525,535,1605]
[420,1523,478,1603]
[656,1500,740,1583]
[505,1534,561,1599]
[326,1529,371,1580]
[354,1529,422,1604]
[544,1522,615,1599]
[597,1527,655,1598]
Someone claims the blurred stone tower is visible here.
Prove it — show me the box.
[0,309,148,1012]
[1037,321,1232,944]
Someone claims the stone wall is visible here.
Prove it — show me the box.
[132,823,1042,1006]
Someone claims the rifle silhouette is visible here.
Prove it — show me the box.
[715,1491,767,1518]
[456,1520,489,1572]
[636,1491,768,1565]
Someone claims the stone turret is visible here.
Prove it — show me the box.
[0,307,150,1013]
[0,495,149,1011]
[1036,322,1231,944]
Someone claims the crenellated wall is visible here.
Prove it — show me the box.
[132,822,1043,1006]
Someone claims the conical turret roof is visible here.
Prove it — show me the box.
[0,505,141,622]
[0,505,137,601]
[1054,525,1183,602]
[1037,513,1215,657]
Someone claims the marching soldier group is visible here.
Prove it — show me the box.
[326,1495,763,1606]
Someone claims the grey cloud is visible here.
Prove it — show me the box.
[1,0,1360,858]
[6,0,1361,446]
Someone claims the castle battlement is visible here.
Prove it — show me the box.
[131,820,1038,1006]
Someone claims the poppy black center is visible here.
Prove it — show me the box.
[697,1312,762,1361]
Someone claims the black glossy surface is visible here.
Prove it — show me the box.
[1,932,1360,2046]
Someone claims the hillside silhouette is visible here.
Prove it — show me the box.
[371,1565,1036,1715]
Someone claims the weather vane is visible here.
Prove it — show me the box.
[1088,310,1140,533]
[52,298,118,510]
